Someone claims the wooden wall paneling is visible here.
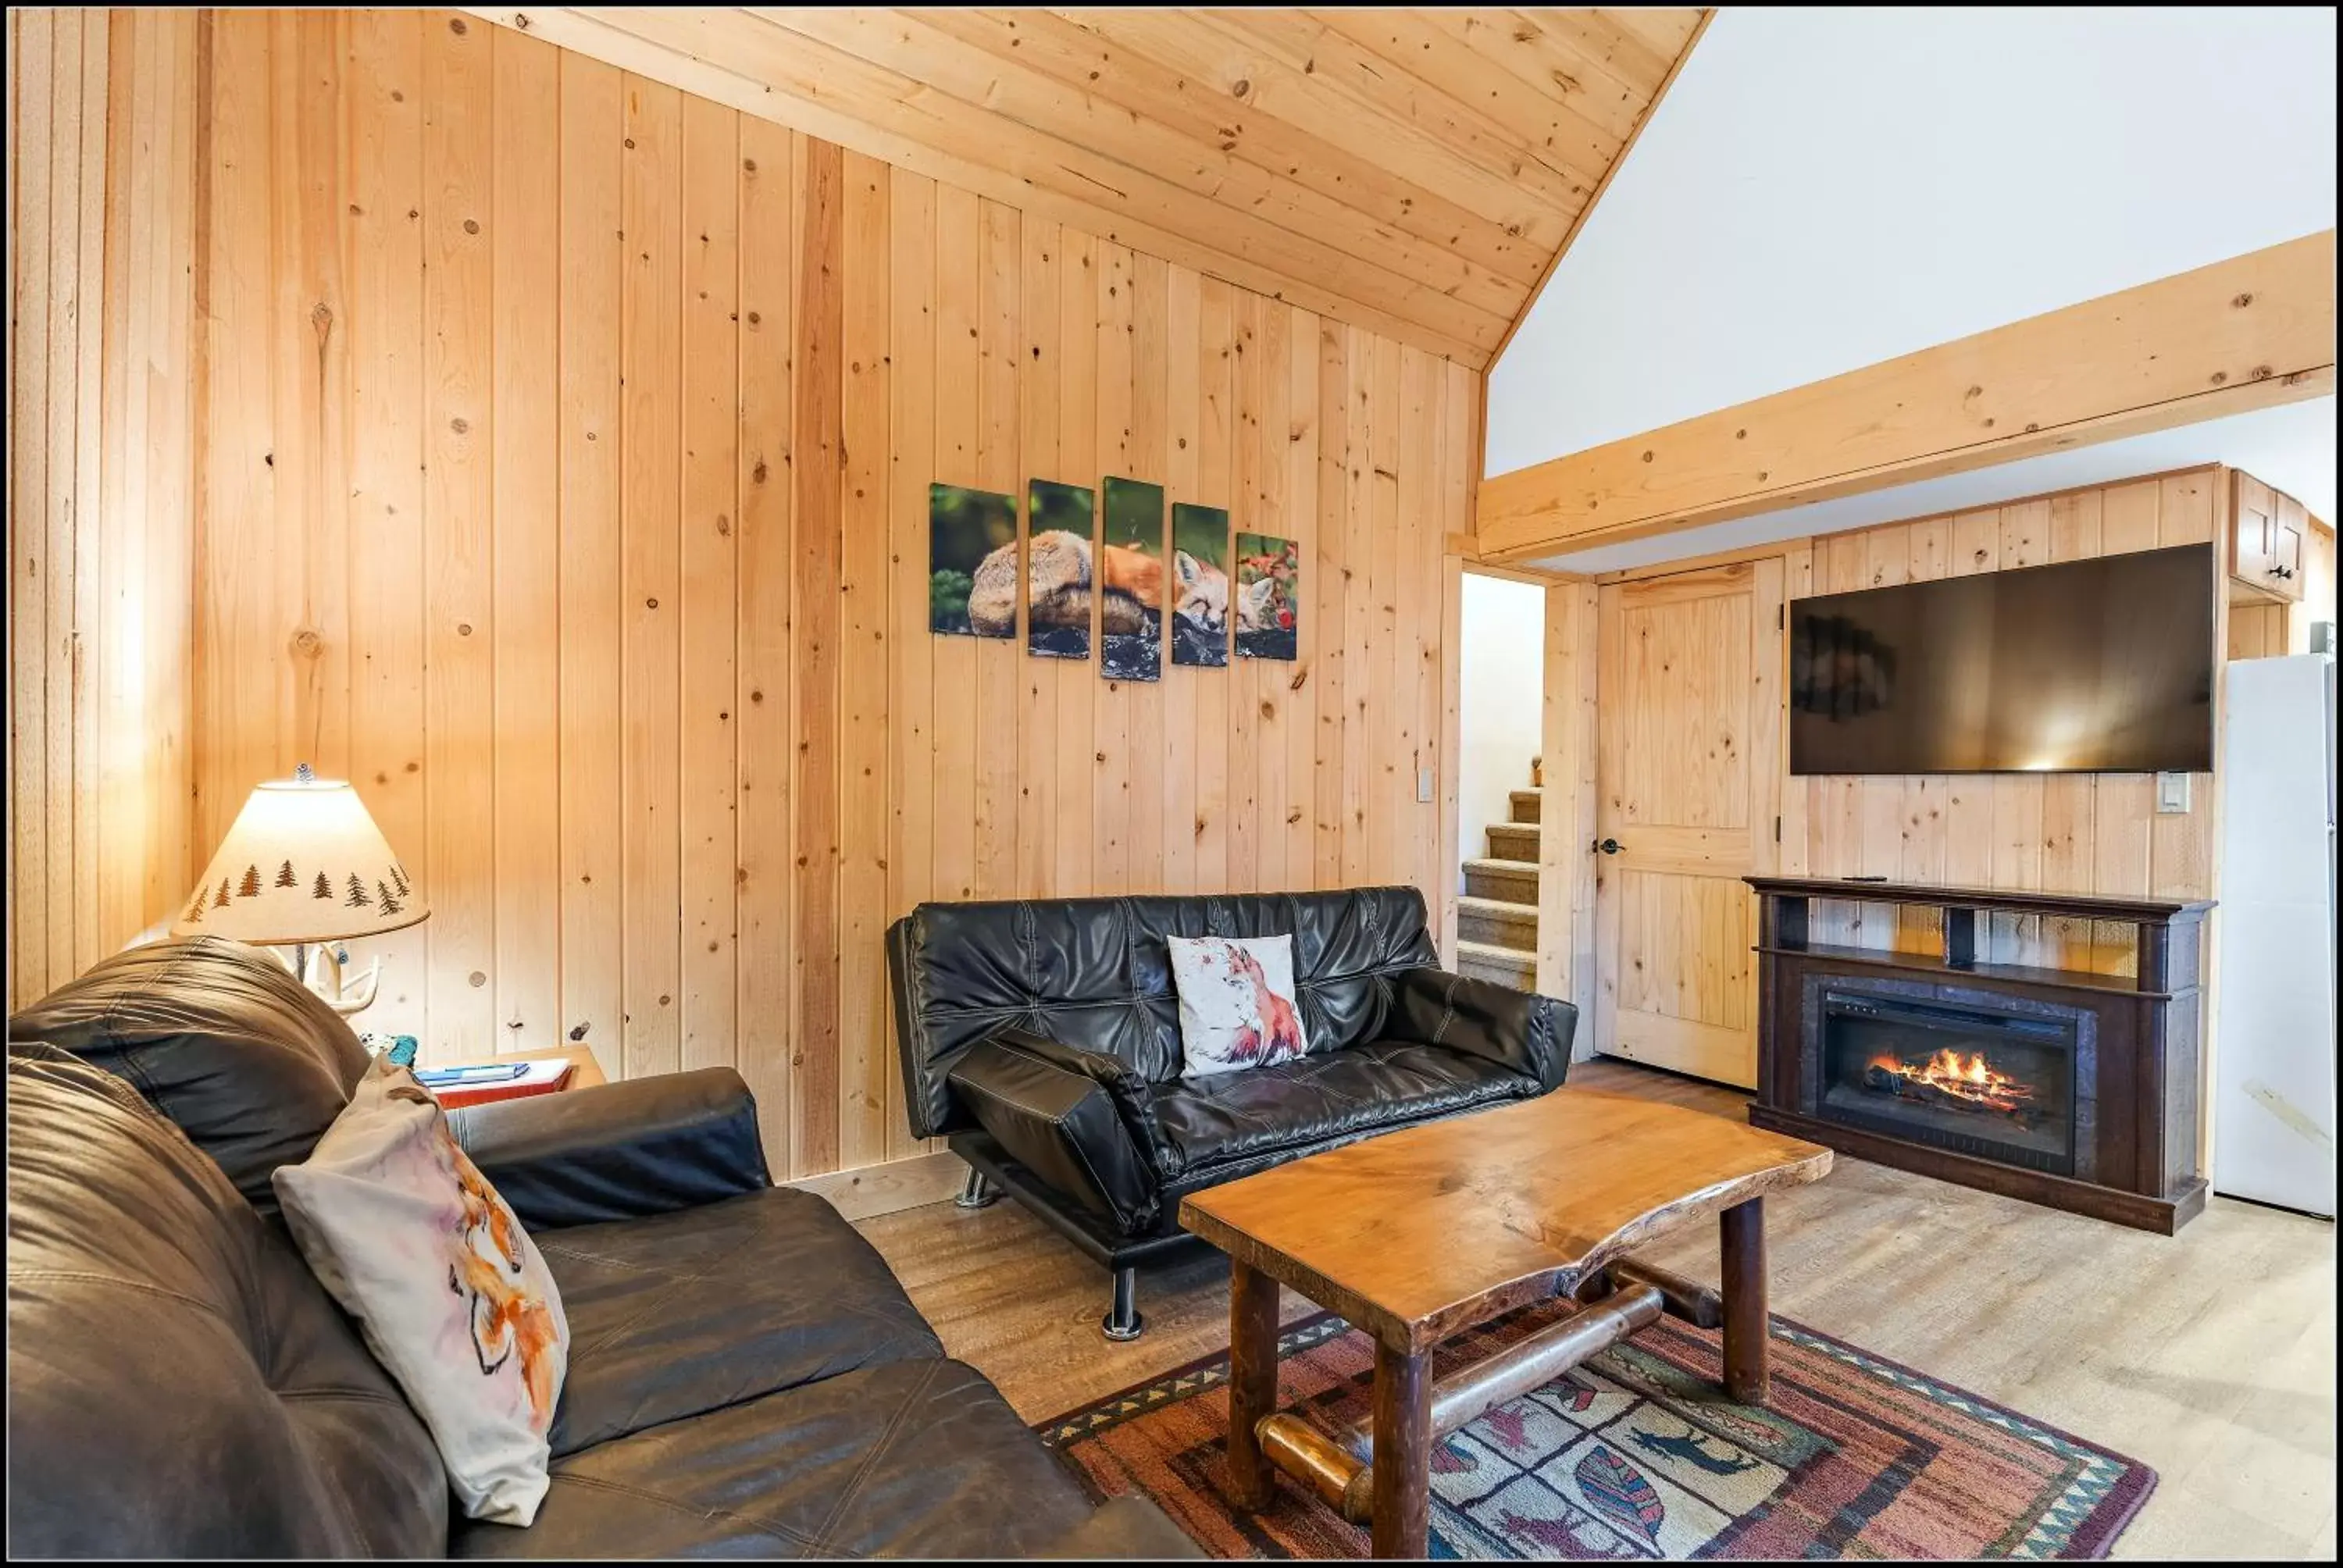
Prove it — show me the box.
[1806,532,1863,946]
[12,7,55,1003]
[270,12,349,794]
[1854,523,1910,951]
[1397,345,1440,914]
[883,159,934,1159]
[1338,326,1374,887]
[93,8,141,962]
[42,7,84,988]
[422,12,498,1063]
[972,198,1020,900]
[1091,241,1134,889]
[928,183,979,902]
[679,93,740,1075]
[617,69,682,1077]
[1190,275,1233,895]
[1290,312,1328,893]
[1310,315,1347,889]
[1126,251,1169,893]
[736,115,797,1165]
[1939,509,2000,962]
[1227,288,1262,893]
[555,45,626,1064]
[1159,262,1200,896]
[70,10,109,971]
[1366,335,1404,886]
[491,25,562,1052]
[1992,499,2051,964]
[1892,519,1949,955]
[1052,228,1098,898]
[1018,216,1063,899]
[1776,543,1812,875]
[790,132,843,1175]
[1252,283,1293,896]
[1538,579,1599,1051]
[348,10,430,1035]
[836,148,890,1165]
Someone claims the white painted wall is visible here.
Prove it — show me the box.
[1457,574,1546,889]
[1487,6,2339,479]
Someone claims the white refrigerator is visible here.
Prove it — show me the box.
[2212,653,2338,1217]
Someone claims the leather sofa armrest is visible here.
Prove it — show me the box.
[448,1067,771,1230]
[1387,966,1578,1093]
[947,1036,1160,1234]
[1036,1495,1205,1559]
[983,1025,1180,1179]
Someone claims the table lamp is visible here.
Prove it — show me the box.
[169,764,426,1014]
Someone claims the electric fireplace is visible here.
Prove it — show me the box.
[1816,990,2085,1178]
[1745,876,2210,1234]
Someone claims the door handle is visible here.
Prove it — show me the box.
[1592,837,1624,856]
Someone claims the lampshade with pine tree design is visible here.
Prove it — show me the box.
[170,769,426,944]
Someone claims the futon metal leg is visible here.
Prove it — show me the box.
[1102,1265,1145,1342]
[954,1168,998,1210]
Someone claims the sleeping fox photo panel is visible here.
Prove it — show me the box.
[1026,480,1097,660]
[1100,476,1166,682]
[930,484,1018,638]
[1234,533,1300,661]
[1171,504,1231,668]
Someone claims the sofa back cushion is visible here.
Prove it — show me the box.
[6,936,371,1217]
[5,1046,450,1557]
[888,887,1437,1139]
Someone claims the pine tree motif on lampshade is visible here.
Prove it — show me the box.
[172,768,426,945]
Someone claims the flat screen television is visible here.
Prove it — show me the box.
[1789,543,2216,775]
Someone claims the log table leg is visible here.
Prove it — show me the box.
[1370,1341,1433,1559]
[1226,1261,1282,1509]
[1720,1195,1768,1405]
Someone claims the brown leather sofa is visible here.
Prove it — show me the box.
[6,938,1195,1559]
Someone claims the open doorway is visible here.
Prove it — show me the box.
[1455,572,1548,988]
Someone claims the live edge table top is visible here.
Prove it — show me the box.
[1179,1088,1833,1355]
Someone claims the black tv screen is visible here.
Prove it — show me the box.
[1789,543,2216,775]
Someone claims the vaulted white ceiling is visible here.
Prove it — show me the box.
[1487,6,2339,504]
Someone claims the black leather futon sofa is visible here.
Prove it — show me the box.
[6,939,1195,1559]
[886,886,1578,1338]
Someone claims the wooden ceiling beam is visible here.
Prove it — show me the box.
[1476,230,2339,561]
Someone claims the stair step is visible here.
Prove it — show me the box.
[1509,787,1542,824]
[1462,857,1539,903]
[1457,894,1538,949]
[1457,939,1537,989]
[1485,821,1540,861]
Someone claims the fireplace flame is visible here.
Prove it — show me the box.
[1866,1046,2036,1114]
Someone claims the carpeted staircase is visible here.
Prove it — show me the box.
[1457,777,1539,989]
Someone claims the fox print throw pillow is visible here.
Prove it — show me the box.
[1167,933,1312,1076]
[273,1059,569,1526]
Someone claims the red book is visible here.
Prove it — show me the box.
[433,1060,575,1110]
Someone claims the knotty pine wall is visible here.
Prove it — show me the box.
[168,11,1475,1175]
[6,9,200,1010]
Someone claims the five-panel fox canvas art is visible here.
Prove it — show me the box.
[929,477,1296,679]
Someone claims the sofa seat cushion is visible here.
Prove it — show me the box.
[1154,1039,1537,1178]
[539,1185,940,1457]
[453,1358,1100,1559]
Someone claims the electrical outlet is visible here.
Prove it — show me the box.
[1417,767,1435,804]
[2155,772,2191,814]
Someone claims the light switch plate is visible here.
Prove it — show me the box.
[2155,772,2191,814]
[1417,767,1435,804]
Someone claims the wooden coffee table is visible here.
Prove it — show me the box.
[1179,1088,1831,1558]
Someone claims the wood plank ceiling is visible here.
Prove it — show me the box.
[470,8,1709,366]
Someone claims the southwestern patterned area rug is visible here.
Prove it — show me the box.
[1040,1303,2155,1559]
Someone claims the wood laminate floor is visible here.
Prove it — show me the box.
[855,1058,2337,1560]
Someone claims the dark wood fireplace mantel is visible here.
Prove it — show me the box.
[1744,877,2213,1234]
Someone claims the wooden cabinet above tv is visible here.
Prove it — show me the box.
[2229,469,2311,604]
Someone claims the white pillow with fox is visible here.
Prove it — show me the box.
[273,1059,569,1527]
[1166,932,1312,1076]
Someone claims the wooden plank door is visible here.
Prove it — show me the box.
[1592,561,1784,1089]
